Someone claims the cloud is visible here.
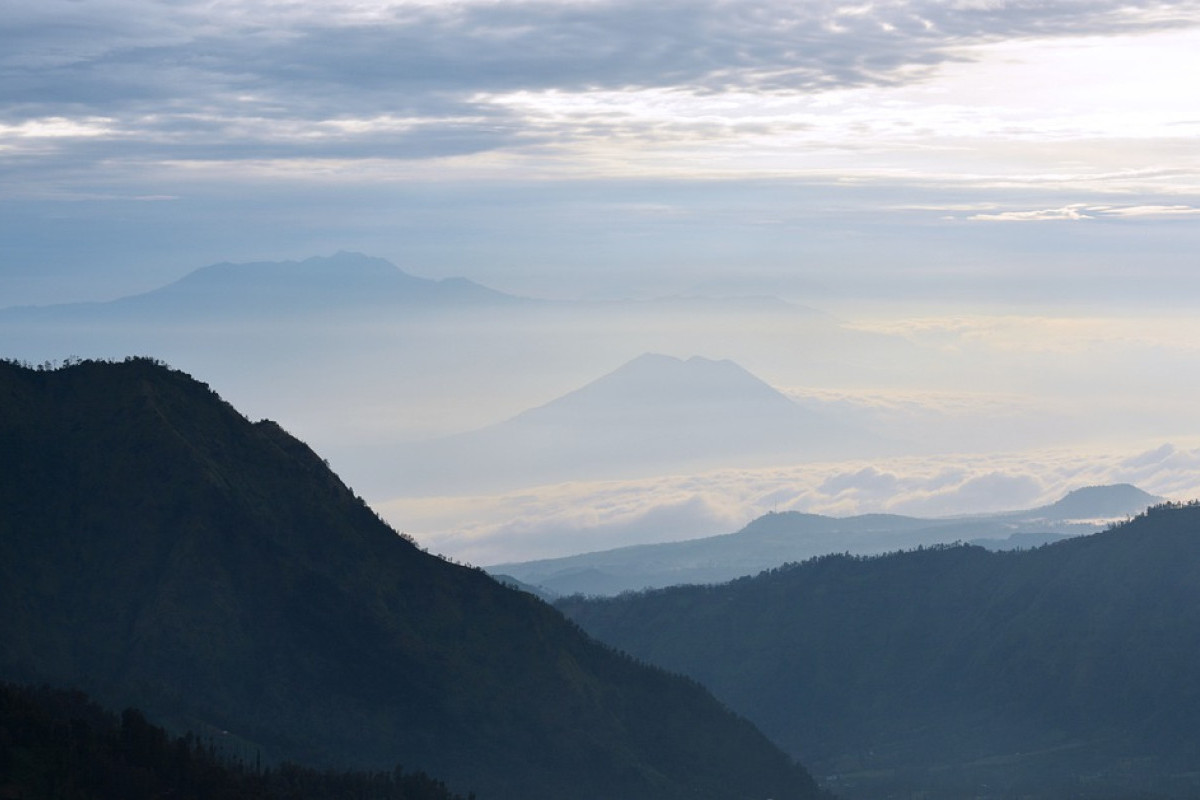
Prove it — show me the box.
[1092,204,1200,218]
[968,203,1200,222]
[969,204,1092,221]
[6,0,1200,308]
[886,470,1044,517]
[5,0,1198,167]
[379,478,751,564]
[378,438,1200,563]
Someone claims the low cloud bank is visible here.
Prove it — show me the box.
[378,439,1200,564]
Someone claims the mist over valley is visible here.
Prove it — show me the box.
[6,253,1200,564]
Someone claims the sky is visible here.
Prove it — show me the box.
[5,0,1200,563]
[4,0,1200,306]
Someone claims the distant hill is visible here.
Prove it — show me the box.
[491,484,1162,596]
[1015,482,1161,521]
[0,253,524,320]
[558,504,1200,798]
[0,358,823,800]
[377,353,890,494]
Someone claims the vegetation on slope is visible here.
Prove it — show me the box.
[559,504,1200,799]
[0,682,467,800]
[0,357,822,800]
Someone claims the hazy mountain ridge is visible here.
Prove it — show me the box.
[492,484,1161,596]
[0,357,823,800]
[0,253,965,531]
[1,253,526,320]
[368,353,891,496]
[558,503,1200,798]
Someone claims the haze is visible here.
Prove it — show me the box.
[4,0,1200,563]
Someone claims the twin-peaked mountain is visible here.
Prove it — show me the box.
[2,252,525,320]
[0,358,823,800]
[116,252,525,315]
[558,504,1200,799]
[492,483,1162,596]
[373,353,888,495]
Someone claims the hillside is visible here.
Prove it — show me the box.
[0,682,468,800]
[558,505,1200,799]
[0,357,823,800]
[493,484,1160,596]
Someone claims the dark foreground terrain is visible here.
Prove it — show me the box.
[0,357,823,800]
[560,504,1200,799]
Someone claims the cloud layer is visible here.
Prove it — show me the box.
[383,438,1200,564]
[6,0,1200,175]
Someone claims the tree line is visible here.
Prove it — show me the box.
[0,682,472,800]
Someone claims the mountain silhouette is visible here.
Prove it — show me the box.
[491,484,1162,596]
[1017,482,1160,520]
[559,504,1200,798]
[27,252,523,318]
[374,353,889,495]
[0,357,823,800]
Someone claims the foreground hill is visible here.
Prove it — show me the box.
[559,505,1200,799]
[494,484,1161,596]
[0,357,822,800]
[0,682,468,800]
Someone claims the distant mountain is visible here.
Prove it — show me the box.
[1,253,525,320]
[0,358,823,800]
[559,503,1200,799]
[491,483,1162,596]
[1014,482,1160,521]
[377,353,890,495]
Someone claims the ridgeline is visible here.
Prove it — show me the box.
[0,357,823,800]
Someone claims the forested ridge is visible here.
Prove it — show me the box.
[0,682,466,800]
[0,357,824,800]
[559,503,1200,799]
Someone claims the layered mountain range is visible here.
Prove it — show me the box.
[492,483,1162,596]
[559,504,1200,798]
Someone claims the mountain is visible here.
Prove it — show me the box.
[490,484,1162,596]
[373,353,890,495]
[1013,482,1160,521]
[1,253,524,320]
[0,357,823,800]
[558,504,1200,798]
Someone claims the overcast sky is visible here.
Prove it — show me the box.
[4,0,1200,306]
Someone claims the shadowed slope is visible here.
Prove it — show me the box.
[0,357,823,800]
[560,505,1200,798]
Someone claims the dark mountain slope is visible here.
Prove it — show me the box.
[0,358,822,800]
[559,506,1200,799]
[0,682,469,800]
